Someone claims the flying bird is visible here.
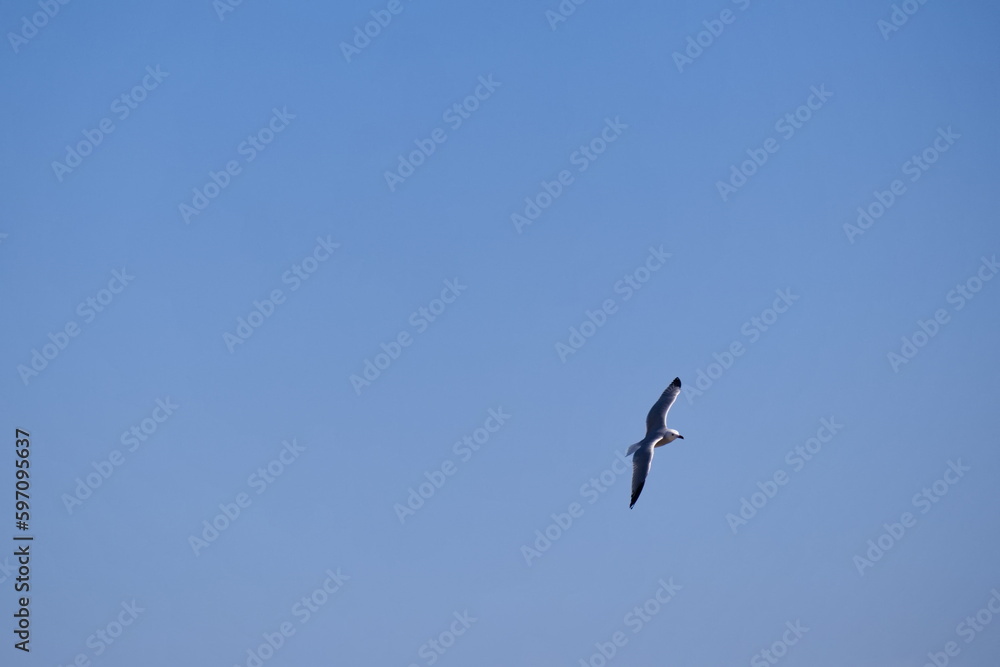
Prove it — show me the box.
[627,377,685,508]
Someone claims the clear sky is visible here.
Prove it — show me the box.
[3,0,1000,665]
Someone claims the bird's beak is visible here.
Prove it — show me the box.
[678,435,685,439]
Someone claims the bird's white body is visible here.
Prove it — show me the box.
[626,428,683,456]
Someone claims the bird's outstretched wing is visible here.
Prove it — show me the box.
[630,445,654,509]
[645,377,682,435]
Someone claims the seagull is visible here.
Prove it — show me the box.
[627,377,685,508]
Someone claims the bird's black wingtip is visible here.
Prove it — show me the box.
[673,377,681,388]
[630,483,644,509]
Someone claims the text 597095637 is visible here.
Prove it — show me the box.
[13,428,33,652]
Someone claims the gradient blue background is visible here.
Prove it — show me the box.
[2,0,999,665]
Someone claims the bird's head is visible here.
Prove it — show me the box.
[665,429,684,443]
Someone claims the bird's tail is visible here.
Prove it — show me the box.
[626,441,643,456]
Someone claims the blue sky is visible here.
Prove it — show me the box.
[3,0,1000,665]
